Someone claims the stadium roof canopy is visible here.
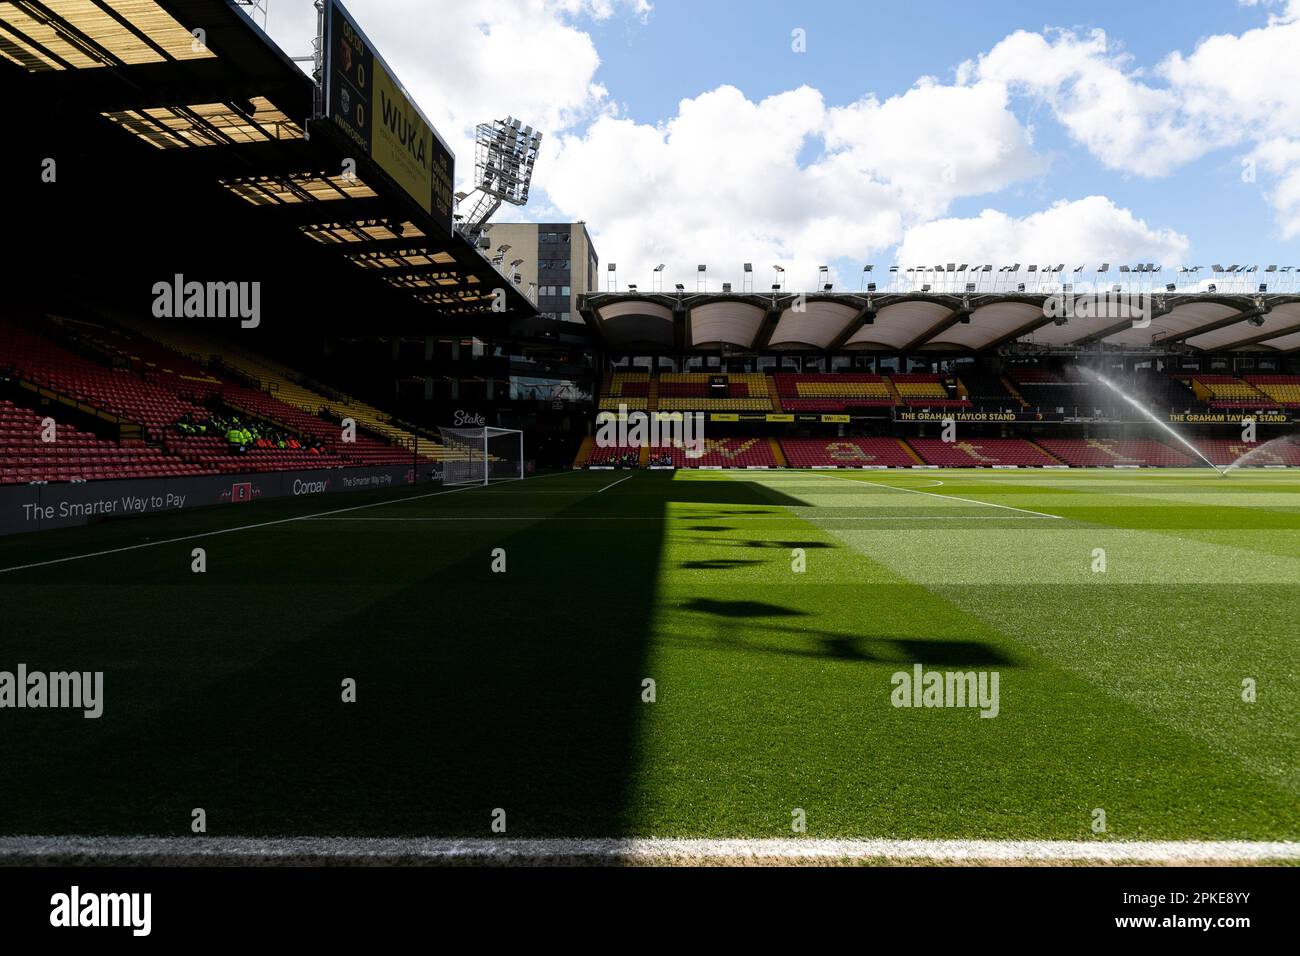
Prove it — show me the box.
[1,0,538,329]
[579,291,1300,355]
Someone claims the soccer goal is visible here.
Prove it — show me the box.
[438,426,524,486]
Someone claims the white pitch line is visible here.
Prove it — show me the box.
[806,470,1065,520]
[0,836,1294,863]
[595,473,635,494]
[307,514,1053,522]
[0,470,585,577]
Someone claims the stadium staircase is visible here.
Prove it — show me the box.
[884,376,903,406]
[897,437,925,465]
[766,376,784,412]
[1028,440,1065,465]
[769,438,787,466]
[1000,375,1029,408]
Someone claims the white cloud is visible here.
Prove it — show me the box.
[966,11,1300,235]
[545,78,1046,291]
[1249,139,1300,240]
[972,30,1205,177]
[263,0,648,187]
[895,196,1189,271]
[262,1,1289,282]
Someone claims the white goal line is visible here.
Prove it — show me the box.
[0,836,1295,863]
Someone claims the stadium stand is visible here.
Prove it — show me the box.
[162,431,338,474]
[1037,438,1194,467]
[121,319,441,463]
[599,371,650,411]
[1245,375,1300,408]
[1191,374,1274,409]
[215,383,412,466]
[909,437,1058,467]
[1191,437,1300,467]
[668,437,779,467]
[0,314,433,483]
[773,373,895,412]
[891,373,971,408]
[587,444,642,467]
[780,437,918,467]
[1129,369,1205,411]
[1009,366,1116,415]
[656,372,772,411]
[0,319,205,439]
[957,370,1023,410]
[0,400,208,485]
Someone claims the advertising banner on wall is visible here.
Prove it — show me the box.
[0,464,428,536]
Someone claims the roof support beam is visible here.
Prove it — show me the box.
[825,300,877,352]
[900,297,971,352]
[751,303,784,351]
[982,313,1055,352]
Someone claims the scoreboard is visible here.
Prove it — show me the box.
[323,0,455,238]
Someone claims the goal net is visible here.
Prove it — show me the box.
[437,426,524,486]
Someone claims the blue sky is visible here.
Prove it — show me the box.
[266,0,1300,290]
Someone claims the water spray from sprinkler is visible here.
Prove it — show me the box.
[1083,369,1227,475]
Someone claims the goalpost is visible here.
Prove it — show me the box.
[437,426,524,486]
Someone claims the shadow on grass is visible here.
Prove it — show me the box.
[0,470,816,838]
[679,606,1017,667]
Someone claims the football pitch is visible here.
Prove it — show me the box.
[1,468,1297,859]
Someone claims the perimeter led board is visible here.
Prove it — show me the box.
[323,0,455,237]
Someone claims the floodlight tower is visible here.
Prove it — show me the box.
[457,116,544,247]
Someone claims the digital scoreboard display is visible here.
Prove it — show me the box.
[324,0,455,238]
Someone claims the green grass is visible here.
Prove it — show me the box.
[0,467,1296,841]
